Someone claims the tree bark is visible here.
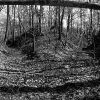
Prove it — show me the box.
[31,5,34,28]
[12,5,16,42]
[18,5,21,36]
[60,7,65,33]
[31,5,35,52]
[66,8,72,39]
[67,10,70,33]
[4,5,9,42]
[29,5,32,28]
[39,5,42,34]
[58,6,61,40]
[97,11,100,30]
[1,1,100,10]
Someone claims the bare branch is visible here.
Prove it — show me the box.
[0,1,100,10]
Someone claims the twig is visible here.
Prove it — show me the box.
[0,49,11,56]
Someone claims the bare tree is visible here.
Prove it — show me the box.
[29,5,32,28]
[18,5,21,36]
[12,5,16,42]
[60,6,65,33]
[4,5,9,42]
[58,5,61,40]
[31,5,34,28]
[39,5,42,34]
[66,8,71,34]
[97,11,100,30]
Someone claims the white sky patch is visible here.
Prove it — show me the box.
[63,19,67,28]
[0,7,6,24]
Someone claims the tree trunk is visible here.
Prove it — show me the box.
[67,11,70,33]
[60,7,65,33]
[54,7,58,37]
[80,8,83,35]
[1,0,100,10]
[12,5,16,42]
[70,13,73,33]
[48,6,50,27]
[4,5,9,42]
[66,8,72,39]
[97,11,100,30]
[18,5,21,36]
[31,5,34,28]
[89,0,95,58]
[58,6,61,40]
[29,5,32,28]
[31,5,35,52]
[39,5,42,34]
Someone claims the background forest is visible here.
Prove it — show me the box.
[0,0,100,55]
[0,0,100,100]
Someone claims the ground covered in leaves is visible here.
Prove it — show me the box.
[0,36,100,100]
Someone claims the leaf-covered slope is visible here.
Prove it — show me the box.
[0,38,99,88]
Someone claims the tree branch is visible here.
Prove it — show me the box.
[0,0,100,10]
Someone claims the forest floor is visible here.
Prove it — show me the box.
[0,34,100,100]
